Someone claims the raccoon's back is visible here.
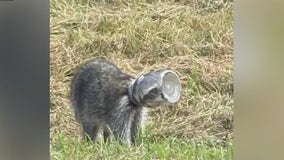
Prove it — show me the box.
[70,59,134,113]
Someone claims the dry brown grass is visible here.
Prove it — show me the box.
[50,0,233,146]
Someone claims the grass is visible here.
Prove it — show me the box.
[50,0,233,159]
[51,132,233,160]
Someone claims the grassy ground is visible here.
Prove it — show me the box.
[50,0,233,159]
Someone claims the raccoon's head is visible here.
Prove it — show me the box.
[128,69,182,107]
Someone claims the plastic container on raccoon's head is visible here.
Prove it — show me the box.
[128,69,182,107]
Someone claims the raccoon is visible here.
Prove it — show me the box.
[70,59,181,146]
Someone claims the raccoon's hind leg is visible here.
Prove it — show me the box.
[81,121,101,142]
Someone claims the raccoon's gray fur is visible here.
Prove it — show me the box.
[70,59,148,146]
